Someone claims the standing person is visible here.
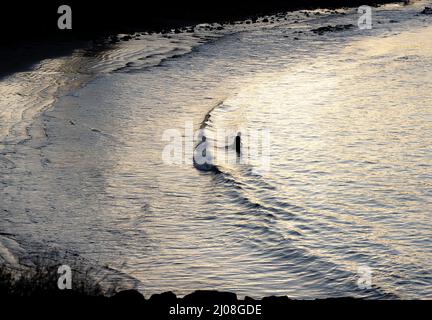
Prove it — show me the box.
[235,132,241,155]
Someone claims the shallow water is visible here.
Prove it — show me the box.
[1,1,431,299]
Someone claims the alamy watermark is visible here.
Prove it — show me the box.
[57,5,72,30]
[358,5,373,30]
[357,265,372,289]
[161,122,271,172]
[57,4,375,32]
[57,264,72,290]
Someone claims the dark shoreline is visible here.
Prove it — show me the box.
[2,289,430,318]
[2,1,399,40]
[0,1,401,77]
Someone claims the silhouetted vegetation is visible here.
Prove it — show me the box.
[0,262,104,297]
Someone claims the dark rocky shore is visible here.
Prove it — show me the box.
[1,1,398,39]
[1,260,428,316]
[0,0,399,77]
[1,288,429,318]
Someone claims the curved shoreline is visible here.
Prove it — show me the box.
[1,1,431,301]
[0,1,403,77]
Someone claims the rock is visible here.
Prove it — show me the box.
[311,24,354,35]
[261,295,291,304]
[149,291,177,304]
[120,35,132,41]
[109,35,119,44]
[183,290,238,304]
[262,18,269,23]
[111,289,145,304]
[421,7,432,14]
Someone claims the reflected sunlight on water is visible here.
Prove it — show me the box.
[1,1,431,299]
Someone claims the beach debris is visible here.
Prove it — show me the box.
[311,24,354,35]
[109,35,119,44]
[120,35,133,41]
[420,7,432,15]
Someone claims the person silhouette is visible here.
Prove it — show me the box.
[235,132,241,155]
[201,135,207,158]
